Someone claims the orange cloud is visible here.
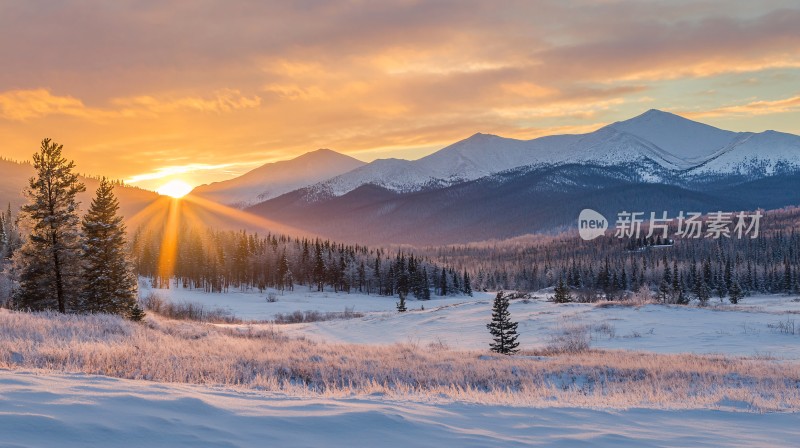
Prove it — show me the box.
[0,89,94,121]
[113,89,261,115]
[683,95,800,119]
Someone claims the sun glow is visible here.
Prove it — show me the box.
[157,180,193,198]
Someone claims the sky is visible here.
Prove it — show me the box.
[1,0,799,191]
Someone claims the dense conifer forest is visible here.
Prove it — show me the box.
[422,207,800,302]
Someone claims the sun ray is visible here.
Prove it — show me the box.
[126,196,171,232]
[182,194,313,238]
[156,198,181,286]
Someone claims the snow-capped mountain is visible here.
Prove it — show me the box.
[690,130,800,175]
[302,109,800,200]
[190,148,365,207]
[606,109,739,163]
[246,110,800,245]
[305,133,572,198]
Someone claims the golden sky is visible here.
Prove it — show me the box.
[2,0,800,190]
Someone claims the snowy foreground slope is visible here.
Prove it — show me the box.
[2,370,799,448]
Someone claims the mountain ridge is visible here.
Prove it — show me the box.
[295,109,800,202]
[189,148,365,207]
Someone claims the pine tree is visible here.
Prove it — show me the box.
[697,281,711,307]
[439,267,448,296]
[552,277,572,303]
[784,260,792,293]
[129,303,146,322]
[463,270,472,296]
[729,279,743,305]
[419,267,431,300]
[671,260,680,299]
[396,291,407,312]
[313,243,325,291]
[81,178,138,316]
[486,292,520,355]
[659,260,672,303]
[14,139,86,312]
[278,250,290,292]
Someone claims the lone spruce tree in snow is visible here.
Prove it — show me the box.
[81,178,138,316]
[552,277,572,303]
[396,291,407,312]
[14,139,85,312]
[728,279,743,305]
[696,281,711,306]
[487,292,520,355]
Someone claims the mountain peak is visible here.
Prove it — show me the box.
[607,108,737,160]
[296,148,358,161]
[619,108,696,126]
[467,132,500,139]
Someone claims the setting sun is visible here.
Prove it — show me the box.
[157,180,193,198]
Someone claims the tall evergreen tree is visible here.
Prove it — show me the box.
[81,178,138,315]
[728,279,743,305]
[419,267,431,300]
[463,270,472,296]
[696,281,711,306]
[487,292,520,355]
[313,242,325,291]
[278,249,291,292]
[14,139,85,312]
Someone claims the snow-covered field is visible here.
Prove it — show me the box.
[286,295,800,358]
[3,370,799,448]
[146,282,800,359]
[2,286,796,447]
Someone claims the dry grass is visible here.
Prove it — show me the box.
[594,289,660,308]
[141,292,242,324]
[1,309,799,411]
[272,307,364,324]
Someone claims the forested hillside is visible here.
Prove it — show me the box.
[421,207,800,301]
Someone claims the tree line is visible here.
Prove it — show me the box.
[131,222,473,302]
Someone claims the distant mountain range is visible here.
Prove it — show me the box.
[236,109,800,245]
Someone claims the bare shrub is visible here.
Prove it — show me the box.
[595,289,658,308]
[591,322,616,339]
[573,288,602,303]
[505,291,532,301]
[266,292,278,303]
[140,292,240,324]
[768,318,797,335]
[546,324,591,354]
[427,338,450,351]
[140,291,165,314]
[273,308,364,324]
